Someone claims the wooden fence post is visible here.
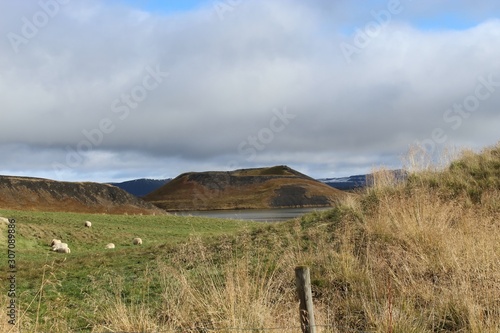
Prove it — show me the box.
[295,266,316,333]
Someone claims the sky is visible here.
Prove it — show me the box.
[1,0,500,182]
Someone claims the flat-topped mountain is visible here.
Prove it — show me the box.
[144,165,348,211]
[0,175,165,215]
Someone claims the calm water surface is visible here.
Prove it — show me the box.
[174,207,332,222]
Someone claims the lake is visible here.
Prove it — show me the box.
[173,207,332,222]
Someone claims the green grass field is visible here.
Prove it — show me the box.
[0,210,263,331]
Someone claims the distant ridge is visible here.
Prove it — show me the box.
[144,165,348,211]
[0,175,165,215]
[109,178,171,197]
[319,174,368,191]
[319,170,408,191]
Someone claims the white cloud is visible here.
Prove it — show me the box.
[1,0,500,181]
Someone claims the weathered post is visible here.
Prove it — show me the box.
[295,266,316,333]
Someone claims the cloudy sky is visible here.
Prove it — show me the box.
[1,0,500,182]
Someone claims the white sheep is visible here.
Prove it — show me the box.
[84,221,92,228]
[52,242,69,251]
[132,237,142,245]
[105,243,115,249]
[54,247,71,253]
[50,239,62,247]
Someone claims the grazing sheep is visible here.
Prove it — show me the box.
[54,247,70,254]
[84,221,92,228]
[50,239,62,247]
[105,243,115,249]
[52,242,69,251]
[132,237,142,245]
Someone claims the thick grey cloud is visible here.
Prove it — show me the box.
[1,0,500,182]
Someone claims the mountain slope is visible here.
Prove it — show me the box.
[144,165,348,211]
[0,175,165,214]
[109,178,171,197]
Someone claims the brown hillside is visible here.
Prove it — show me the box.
[0,175,165,215]
[144,165,348,211]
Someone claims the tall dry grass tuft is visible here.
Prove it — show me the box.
[87,265,164,333]
[363,186,499,331]
[354,142,500,332]
[162,252,296,330]
[404,142,500,204]
[88,234,302,332]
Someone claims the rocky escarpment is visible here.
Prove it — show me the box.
[0,175,165,215]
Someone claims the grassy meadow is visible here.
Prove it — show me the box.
[1,143,500,332]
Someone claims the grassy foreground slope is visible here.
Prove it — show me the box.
[1,143,500,332]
